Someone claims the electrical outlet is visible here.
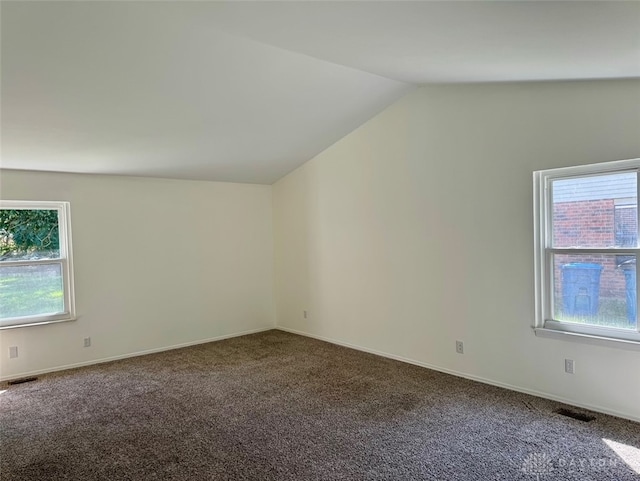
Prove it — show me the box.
[303,310,308,319]
[565,358,575,374]
[9,346,18,359]
[455,340,464,354]
[84,337,91,348]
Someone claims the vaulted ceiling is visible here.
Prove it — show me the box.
[2,1,639,184]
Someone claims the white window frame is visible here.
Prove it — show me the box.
[534,158,640,348]
[0,200,76,329]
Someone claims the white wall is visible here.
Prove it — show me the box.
[0,170,274,379]
[273,79,640,421]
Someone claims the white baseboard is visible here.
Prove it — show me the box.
[0,326,274,382]
[276,325,640,424]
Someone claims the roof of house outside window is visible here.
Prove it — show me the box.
[552,173,637,203]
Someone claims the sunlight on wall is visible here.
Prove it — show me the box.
[603,438,640,474]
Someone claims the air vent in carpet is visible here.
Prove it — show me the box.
[7,377,38,385]
[554,408,596,422]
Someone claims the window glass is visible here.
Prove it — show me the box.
[552,253,636,330]
[0,209,60,260]
[551,172,637,248]
[0,264,64,319]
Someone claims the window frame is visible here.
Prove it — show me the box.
[0,200,76,329]
[534,158,640,346]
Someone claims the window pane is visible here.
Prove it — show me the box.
[552,172,637,248]
[0,264,64,319]
[0,209,60,261]
[552,254,636,329]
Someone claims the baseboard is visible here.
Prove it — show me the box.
[0,326,274,382]
[276,326,640,424]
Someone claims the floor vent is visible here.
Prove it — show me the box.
[7,377,38,386]
[555,408,596,422]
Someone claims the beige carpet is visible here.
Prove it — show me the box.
[1,330,639,480]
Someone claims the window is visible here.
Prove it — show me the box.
[534,159,640,345]
[0,201,75,328]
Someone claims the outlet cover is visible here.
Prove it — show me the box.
[565,359,575,374]
[9,346,18,359]
[455,340,464,354]
[84,337,91,348]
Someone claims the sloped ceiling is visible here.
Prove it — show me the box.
[1,1,639,184]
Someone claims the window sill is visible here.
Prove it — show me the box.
[0,317,77,330]
[534,327,640,351]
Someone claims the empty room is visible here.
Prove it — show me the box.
[1,1,639,480]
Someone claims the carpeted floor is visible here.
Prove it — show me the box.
[1,330,638,480]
